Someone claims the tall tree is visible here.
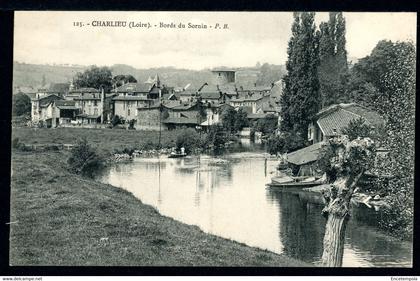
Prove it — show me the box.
[280,12,320,138]
[318,12,349,107]
[112,74,137,88]
[12,93,31,116]
[74,66,113,92]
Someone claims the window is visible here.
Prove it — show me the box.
[94,100,98,106]
[128,109,130,116]
[94,108,98,116]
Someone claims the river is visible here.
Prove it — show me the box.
[99,142,412,267]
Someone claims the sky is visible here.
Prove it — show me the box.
[14,11,417,70]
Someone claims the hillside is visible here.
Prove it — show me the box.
[13,62,286,92]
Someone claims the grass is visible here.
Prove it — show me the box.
[10,142,309,266]
[12,127,181,155]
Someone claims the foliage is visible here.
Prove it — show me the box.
[175,128,203,154]
[266,131,305,155]
[221,106,237,133]
[234,108,249,132]
[74,66,113,93]
[67,139,105,177]
[317,12,349,107]
[341,117,376,141]
[111,115,122,127]
[253,114,278,135]
[112,74,137,88]
[12,93,31,116]
[280,12,321,137]
[206,125,229,149]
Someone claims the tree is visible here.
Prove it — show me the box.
[74,66,113,92]
[253,114,278,135]
[318,12,349,107]
[280,12,321,137]
[12,93,31,116]
[319,135,376,266]
[112,74,137,88]
[111,115,121,127]
[234,108,249,132]
[67,139,105,178]
[206,125,228,149]
[221,106,237,133]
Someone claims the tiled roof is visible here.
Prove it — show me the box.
[112,95,152,101]
[171,103,197,111]
[114,83,151,93]
[317,104,384,136]
[162,116,199,125]
[69,87,100,93]
[200,92,221,100]
[162,100,182,109]
[286,142,325,165]
[55,100,76,107]
[74,93,101,100]
[200,84,220,93]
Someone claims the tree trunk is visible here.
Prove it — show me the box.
[321,172,363,267]
[321,209,349,267]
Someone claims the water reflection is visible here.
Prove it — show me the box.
[100,152,412,267]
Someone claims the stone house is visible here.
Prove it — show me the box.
[136,104,165,131]
[31,94,62,126]
[74,89,113,125]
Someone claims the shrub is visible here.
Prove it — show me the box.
[175,128,203,153]
[206,125,229,149]
[111,115,121,127]
[68,139,105,177]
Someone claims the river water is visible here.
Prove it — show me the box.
[99,143,412,267]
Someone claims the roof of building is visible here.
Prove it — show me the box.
[286,141,325,166]
[260,101,281,113]
[69,87,100,93]
[162,116,199,125]
[217,84,238,96]
[114,83,151,93]
[200,84,220,94]
[200,91,221,100]
[316,103,384,136]
[55,100,77,109]
[162,100,182,109]
[74,93,102,100]
[137,104,161,110]
[171,103,197,111]
[112,95,153,101]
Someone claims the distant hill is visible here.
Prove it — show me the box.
[13,62,286,92]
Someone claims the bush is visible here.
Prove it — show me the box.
[175,128,203,153]
[206,125,229,149]
[128,119,136,130]
[266,131,305,155]
[111,115,122,127]
[68,139,105,177]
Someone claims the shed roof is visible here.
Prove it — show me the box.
[286,142,325,166]
[69,87,100,93]
[112,95,152,101]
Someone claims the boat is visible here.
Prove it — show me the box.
[168,152,187,158]
[268,175,323,189]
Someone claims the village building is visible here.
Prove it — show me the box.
[200,103,232,128]
[112,83,157,122]
[162,102,202,130]
[307,103,384,144]
[54,100,80,126]
[211,69,236,85]
[284,103,385,177]
[228,92,270,114]
[30,94,62,126]
[73,88,114,125]
[136,104,164,131]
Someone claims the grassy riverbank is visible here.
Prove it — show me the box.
[10,147,308,266]
[12,127,181,154]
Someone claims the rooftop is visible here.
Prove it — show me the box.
[316,103,384,136]
[286,142,325,166]
[114,83,151,93]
